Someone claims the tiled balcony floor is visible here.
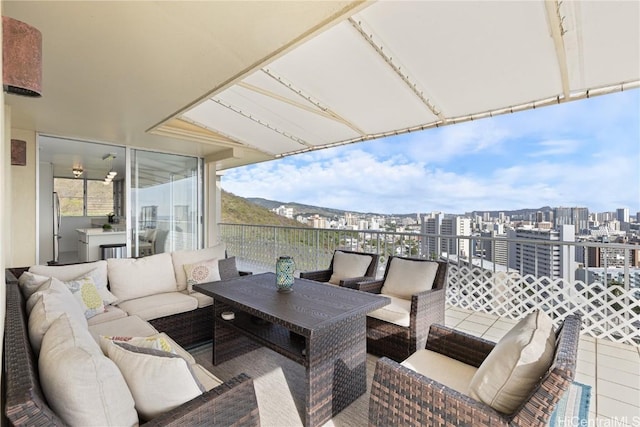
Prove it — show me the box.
[446,306,640,426]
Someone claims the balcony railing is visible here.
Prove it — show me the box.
[219,223,640,346]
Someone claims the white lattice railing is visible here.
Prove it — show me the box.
[219,223,640,346]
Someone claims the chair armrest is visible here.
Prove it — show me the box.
[239,270,253,276]
[369,357,507,427]
[144,373,259,426]
[299,269,332,282]
[426,324,496,368]
[339,276,373,289]
[410,288,446,351]
[354,279,384,294]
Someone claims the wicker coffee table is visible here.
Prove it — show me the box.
[194,272,389,426]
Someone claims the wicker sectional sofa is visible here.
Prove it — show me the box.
[3,244,259,426]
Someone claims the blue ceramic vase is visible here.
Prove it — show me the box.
[276,256,295,293]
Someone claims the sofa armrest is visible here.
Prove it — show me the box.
[425,324,496,368]
[369,357,507,427]
[144,373,259,427]
[354,279,384,294]
[299,269,332,282]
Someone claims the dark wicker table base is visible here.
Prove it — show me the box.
[212,300,368,426]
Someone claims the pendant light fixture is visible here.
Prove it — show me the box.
[103,153,117,184]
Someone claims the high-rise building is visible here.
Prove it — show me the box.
[507,224,576,280]
[441,217,471,257]
[477,230,508,266]
[554,207,589,234]
[421,212,442,258]
[617,208,629,223]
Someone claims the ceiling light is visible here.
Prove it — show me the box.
[72,167,83,178]
[103,153,117,184]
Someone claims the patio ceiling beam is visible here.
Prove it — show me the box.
[348,17,446,124]
[237,78,367,136]
[209,97,314,150]
[544,0,571,100]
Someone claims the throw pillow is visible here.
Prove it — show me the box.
[219,256,240,280]
[381,257,439,300]
[171,243,227,291]
[39,314,138,426]
[328,251,373,285]
[27,278,89,354]
[99,334,176,355]
[63,275,106,319]
[20,268,118,306]
[28,261,117,305]
[184,258,221,292]
[468,310,556,414]
[106,340,205,420]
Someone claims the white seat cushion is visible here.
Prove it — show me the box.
[381,258,439,300]
[171,243,226,292]
[468,310,556,414]
[39,315,138,427]
[107,253,178,303]
[367,296,411,327]
[116,292,198,321]
[87,305,128,326]
[184,290,214,308]
[402,349,478,395]
[328,251,373,285]
[88,314,158,343]
[191,364,224,391]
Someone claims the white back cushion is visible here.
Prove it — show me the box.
[381,258,439,300]
[28,278,89,354]
[108,253,177,302]
[171,243,226,291]
[468,310,556,414]
[328,251,373,285]
[39,315,138,427]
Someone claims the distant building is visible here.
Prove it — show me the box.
[441,217,471,257]
[508,225,576,280]
[421,212,443,258]
[476,230,508,266]
[617,208,630,223]
[273,205,294,219]
[554,206,589,234]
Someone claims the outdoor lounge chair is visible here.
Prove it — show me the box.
[368,313,582,427]
[299,249,379,288]
[355,256,447,362]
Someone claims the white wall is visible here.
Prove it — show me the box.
[38,162,53,264]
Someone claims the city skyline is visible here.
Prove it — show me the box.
[222,89,640,215]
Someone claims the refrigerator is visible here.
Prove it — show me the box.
[52,191,61,264]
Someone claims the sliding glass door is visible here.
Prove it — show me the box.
[130,150,202,257]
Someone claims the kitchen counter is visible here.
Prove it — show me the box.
[76,227,126,235]
[76,228,127,261]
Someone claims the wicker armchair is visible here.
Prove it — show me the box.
[369,315,582,427]
[355,256,447,362]
[300,249,379,288]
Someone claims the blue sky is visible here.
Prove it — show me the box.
[222,89,640,215]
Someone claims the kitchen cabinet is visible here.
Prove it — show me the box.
[76,228,127,262]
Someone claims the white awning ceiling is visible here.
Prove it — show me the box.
[177,1,639,161]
